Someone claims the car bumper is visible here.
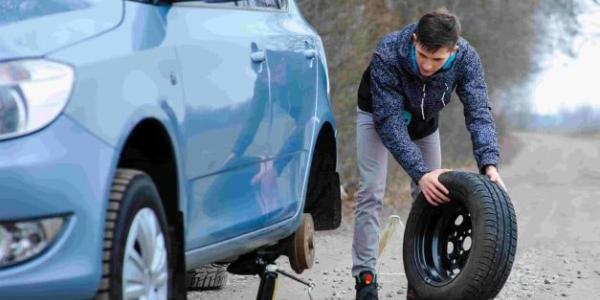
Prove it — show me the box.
[0,116,115,299]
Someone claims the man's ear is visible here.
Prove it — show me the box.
[412,33,417,43]
[452,45,459,53]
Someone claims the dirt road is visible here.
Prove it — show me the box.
[189,131,600,299]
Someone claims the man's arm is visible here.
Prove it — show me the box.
[370,53,431,183]
[455,45,500,174]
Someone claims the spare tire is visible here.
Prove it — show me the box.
[403,171,517,300]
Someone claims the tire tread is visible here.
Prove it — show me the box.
[187,264,228,291]
[95,169,144,298]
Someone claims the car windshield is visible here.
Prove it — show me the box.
[0,0,100,26]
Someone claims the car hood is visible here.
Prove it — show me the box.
[0,0,123,61]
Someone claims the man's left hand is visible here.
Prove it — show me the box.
[485,165,507,192]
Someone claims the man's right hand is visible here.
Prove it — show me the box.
[418,169,452,206]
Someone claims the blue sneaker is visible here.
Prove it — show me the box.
[355,271,378,300]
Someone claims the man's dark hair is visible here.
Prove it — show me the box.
[415,8,461,52]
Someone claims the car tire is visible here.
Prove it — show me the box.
[95,169,173,300]
[403,171,517,300]
[186,264,229,291]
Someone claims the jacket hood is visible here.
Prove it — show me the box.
[396,23,467,80]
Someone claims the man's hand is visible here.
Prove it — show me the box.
[485,165,507,192]
[252,159,276,185]
[418,169,452,206]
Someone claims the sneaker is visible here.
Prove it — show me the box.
[355,271,378,300]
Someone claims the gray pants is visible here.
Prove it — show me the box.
[352,109,441,277]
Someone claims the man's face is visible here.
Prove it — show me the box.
[413,34,457,77]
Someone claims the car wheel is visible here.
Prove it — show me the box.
[96,169,172,300]
[403,171,517,300]
[186,264,229,291]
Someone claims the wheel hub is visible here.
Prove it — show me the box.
[289,213,315,274]
[415,202,473,285]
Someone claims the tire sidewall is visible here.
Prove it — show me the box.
[108,174,172,300]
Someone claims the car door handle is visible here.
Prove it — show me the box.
[304,49,316,59]
[251,50,266,63]
[304,39,316,59]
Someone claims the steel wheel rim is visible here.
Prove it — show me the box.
[122,208,168,300]
[415,201,472,285]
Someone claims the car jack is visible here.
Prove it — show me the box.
[256,263,315,300]
[228,214,317,299]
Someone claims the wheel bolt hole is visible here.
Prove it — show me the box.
[454,215,464,226]
[447,242,454,254]
[463,236,472,251]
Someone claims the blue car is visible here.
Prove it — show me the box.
[0,0,340,299]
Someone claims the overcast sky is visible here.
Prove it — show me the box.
[532,2,600,115]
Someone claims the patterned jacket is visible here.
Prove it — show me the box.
[367,24,500,183]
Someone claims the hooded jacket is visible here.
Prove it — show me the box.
[358,23,500,183]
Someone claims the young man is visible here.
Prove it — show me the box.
[352,9,507,300]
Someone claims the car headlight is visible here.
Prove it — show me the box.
[0,216,66,268]
[0,59,74,140]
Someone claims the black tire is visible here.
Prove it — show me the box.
[95,169,173,300]
[305,146,341,231]
[403,171,517,300]
[186,264,229,291]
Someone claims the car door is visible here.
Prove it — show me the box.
[261,0,319,226]
[165,0,276,249]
